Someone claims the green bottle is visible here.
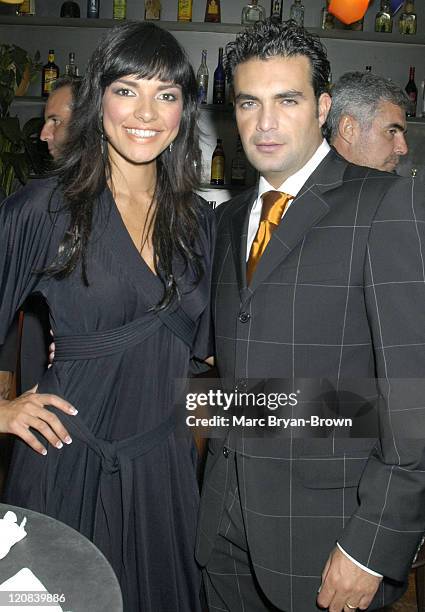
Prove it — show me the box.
[113,0,126,19]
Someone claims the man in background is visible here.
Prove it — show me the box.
[327,71,408,173]
[39,76,80,159]
[0,76,81,399]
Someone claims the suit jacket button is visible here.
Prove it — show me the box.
[238,311,251,323]
[222,446,229,458]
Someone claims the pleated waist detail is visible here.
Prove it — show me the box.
[54,305,197,361]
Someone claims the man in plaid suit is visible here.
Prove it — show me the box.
[196,19,425,612]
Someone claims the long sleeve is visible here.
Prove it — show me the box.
[0,178,63,344]
[338,176,425,581]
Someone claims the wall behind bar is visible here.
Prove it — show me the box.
[2,0,425,198]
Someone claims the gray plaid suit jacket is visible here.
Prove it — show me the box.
[196,149,425,611]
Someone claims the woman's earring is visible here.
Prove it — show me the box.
[168,142,174,153]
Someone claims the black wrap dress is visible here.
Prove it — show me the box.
[0,177,215,611]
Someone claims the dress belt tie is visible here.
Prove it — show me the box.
[60,409,178,578]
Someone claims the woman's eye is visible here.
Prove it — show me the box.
[159,93,177,101]
[115,88,134,96]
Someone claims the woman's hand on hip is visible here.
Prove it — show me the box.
[0,386,77,455]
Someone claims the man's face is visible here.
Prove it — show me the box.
[40,86,73,159]
[233,55,331,188]
[351,101,408,172]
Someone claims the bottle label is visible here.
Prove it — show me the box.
[18,0,31,14]
[207,0,219,15]
[43,68,57,94]
[211,156,224,181]
[87,0,99,16]
[113,0,126,19]
[213,81,225,103]
[178,0,192,20]
[197,84,207,104]
[145,0,160,19]
[231,165,246,183]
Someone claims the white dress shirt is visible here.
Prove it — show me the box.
[245,138,383,579]
[246,139,330,260]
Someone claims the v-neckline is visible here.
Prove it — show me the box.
[102,187,165,305]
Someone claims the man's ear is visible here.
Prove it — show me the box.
[318,92,332,127]
[338,114,357,144]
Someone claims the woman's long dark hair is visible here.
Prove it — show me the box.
[47,21,202,310]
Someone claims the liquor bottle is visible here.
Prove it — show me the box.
[60,0,80,16]
[211,138,225,185]
[289,0,304,27]
[405,66,418,117]
[321,0,334,30]
[65,52,79,77]
[231,137,247,186]
[145,0,161,20]
[113,0,126,19]
[196,50,209,105]
[399,0,417,34]
[41,49,59,97]
[241,0,266,26]
[16,0,35,15]
[205,0,221,23]
[213,47,225,105]
[375,0,392,33]
[270,0,283,21]
[177,0,192,21]
[87,0,99,18]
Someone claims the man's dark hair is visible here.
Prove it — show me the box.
[51,76,82,106]
[225,18,331,100]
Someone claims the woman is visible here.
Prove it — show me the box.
[0,22,214,611]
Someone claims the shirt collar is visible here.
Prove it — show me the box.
[258,139,331,200]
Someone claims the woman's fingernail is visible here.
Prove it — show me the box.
[69,407,78,415]
[41,449,47,456]
[64,436,72,444]
[56,441,63,449]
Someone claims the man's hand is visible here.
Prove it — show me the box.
[0,371,13,400]
[0,386,78,455]
[317,547,382,611]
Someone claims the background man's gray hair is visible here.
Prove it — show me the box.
[326,71,409,142]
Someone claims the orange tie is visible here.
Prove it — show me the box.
[246,191,293,285]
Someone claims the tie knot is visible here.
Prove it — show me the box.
[261,191,292,225]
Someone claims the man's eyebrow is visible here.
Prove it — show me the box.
[386,122,407,133]
[234,90,305,102]
[275,90,305,99]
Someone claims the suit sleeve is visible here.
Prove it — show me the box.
[0,183,59,346]
[338,176,425,581]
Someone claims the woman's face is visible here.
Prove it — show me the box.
[102,74,183,167]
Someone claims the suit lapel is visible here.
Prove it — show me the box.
[248,149,348,294]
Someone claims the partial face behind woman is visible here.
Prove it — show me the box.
[102,75,183,167]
